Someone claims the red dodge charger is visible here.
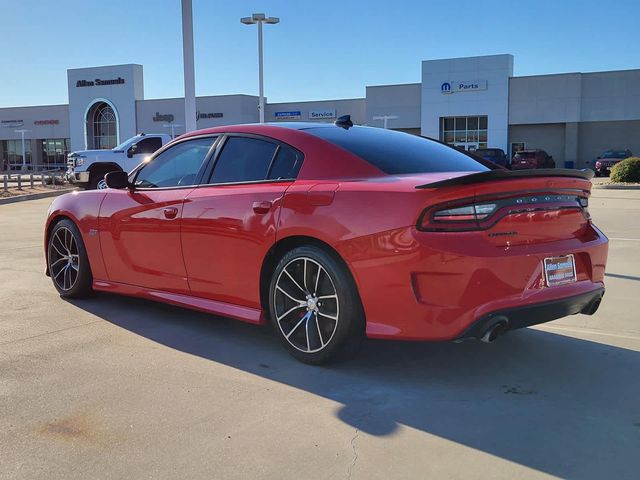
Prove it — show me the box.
[45,118,608,364]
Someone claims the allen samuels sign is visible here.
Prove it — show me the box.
[441,80,488,94]
[76,77,126,87]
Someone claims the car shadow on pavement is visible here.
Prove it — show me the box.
[605,272,640,282]
[68,293,640,480]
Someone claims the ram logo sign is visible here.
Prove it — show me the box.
[441,80,487,94]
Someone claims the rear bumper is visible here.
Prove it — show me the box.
[344,223,608,341]
[455,287,604,340]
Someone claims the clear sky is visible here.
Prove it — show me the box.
[1,0,639,107]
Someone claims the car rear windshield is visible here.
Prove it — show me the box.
[514,151,536,158]
[304,126,489,174]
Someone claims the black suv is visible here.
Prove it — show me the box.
[594,150,632,176]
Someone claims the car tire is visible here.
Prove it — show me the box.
[47,219,93,298]
[87,167,114,190]
[268,246,365,365]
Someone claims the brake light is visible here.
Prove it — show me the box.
[432,203,497,222]
[418,194,589,231]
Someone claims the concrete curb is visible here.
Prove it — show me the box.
[594,184,640,190]
[0,188,78,206]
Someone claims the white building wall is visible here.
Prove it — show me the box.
[0,104,69,141]
[366,83,421,129]
[580,70,640,122]
[265,98,365,124]
[67,64,144,151]
[136,95,260,137]
[509,74,582,124]
[421,54,513,151]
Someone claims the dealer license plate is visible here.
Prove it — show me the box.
[543,254,577,287]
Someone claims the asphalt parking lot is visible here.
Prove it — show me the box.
[1,185,639,480]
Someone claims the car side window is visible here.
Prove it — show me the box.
[134,137,215,188]
[210,137,277,183]
[135,137,163,154]
[268,146,303,180]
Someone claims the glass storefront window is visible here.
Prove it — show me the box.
[440,116,489,151]
[1,139,32,171]
[41,139,70,169]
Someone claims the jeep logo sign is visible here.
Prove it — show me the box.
[309,109,336,120]
[441,80,487,94]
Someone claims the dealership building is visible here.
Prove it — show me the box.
[1,54,639,171]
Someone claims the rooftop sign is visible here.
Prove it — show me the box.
[441,80,488,94]
[76,77,126,87]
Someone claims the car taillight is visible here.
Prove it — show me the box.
[578,196,591,219]
[432,203,497,222]
[418,194,590,231]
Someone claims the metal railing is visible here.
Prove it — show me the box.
[2,170,67,194]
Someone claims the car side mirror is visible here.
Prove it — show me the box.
[127,144,137,158]
[105,171,132,190]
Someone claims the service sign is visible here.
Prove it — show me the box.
[441,80,488,94]
[275,111,301,120]
[309,109,336,120]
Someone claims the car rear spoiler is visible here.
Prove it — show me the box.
[415,168,594,189]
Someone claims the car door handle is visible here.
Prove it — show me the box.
[252,201,272,214]
[163,207,179,219]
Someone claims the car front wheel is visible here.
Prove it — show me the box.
[269,246,364,364]
[47,219,93,298]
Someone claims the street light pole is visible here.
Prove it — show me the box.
[241,13,279,123]
[257,19,264,123]
[181,0,197,133]
[15,129,31,171]
[163,123,183,139]
[373,115,399,129]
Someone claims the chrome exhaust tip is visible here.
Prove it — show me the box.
[480,316,509,343]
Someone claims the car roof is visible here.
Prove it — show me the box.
[263,122,337,130]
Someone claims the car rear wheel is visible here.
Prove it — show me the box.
[269,246,364,364]
[48,219,93,298]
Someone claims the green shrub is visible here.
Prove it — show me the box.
[610,157,640,183]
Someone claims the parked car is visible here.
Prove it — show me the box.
[45,119,607,364]
[511,149,555,170]
[594,149,633,177]
[474,148,509,168]
[66,133,172,189]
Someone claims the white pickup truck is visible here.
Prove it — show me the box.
[66,133,172,189]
